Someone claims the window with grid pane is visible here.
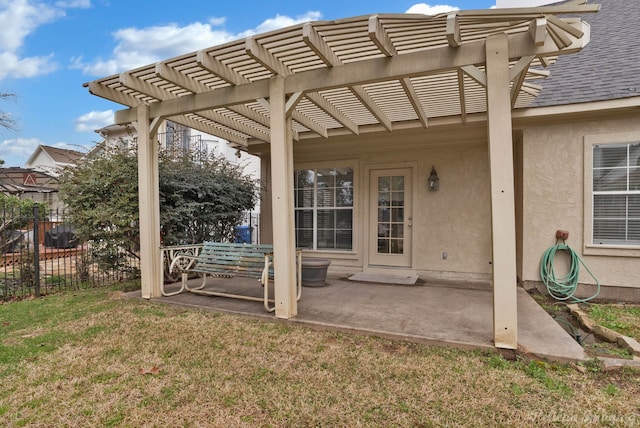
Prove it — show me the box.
[592,142,640,245]
[294,167,353,251]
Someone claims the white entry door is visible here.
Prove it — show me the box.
[369,168,412,267]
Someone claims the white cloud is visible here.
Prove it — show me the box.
[250,11,322,35]
[0,51,56,80]
[74,109,113,132]
[405,4,459,14]
[55,0,91,8]
[0,0,89,80]
[0,137,42,166]
[76,11,323,76]
[208,17,226,26]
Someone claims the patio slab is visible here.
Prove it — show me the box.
[135,273,588,363]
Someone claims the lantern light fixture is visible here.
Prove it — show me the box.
[428,166,439,191]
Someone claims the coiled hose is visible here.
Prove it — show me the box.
[540,242,600,303]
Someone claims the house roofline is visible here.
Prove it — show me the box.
[512,96,640,127]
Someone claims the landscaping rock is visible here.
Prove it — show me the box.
[598,357,640,371]
[566,304,598,331]
[617,335,640,357]
[593,325,622,343]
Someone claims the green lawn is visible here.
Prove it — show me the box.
[586,304,640,341]
[1,286,639,427]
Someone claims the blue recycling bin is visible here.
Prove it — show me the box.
[234,225,252,244]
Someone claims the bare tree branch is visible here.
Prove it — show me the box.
[0,92,17,131]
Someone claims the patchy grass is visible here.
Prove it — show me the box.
[1,288,640,427]
[586,304,640,341]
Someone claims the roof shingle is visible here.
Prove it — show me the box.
[532,0,640,107]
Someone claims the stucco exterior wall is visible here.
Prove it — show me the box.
[521,113,640,296]
[291,126,493,282]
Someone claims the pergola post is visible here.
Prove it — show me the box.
[269,76,298,318]
[485,34,518,349]
[136,104,162,299]
[260,153,274,244]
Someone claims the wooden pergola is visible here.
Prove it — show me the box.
[85,2,597,349]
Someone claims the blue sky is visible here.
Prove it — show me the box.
[0,0,496,167]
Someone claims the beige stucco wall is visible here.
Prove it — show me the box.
[520,113,640,295]
[290,125,493,282]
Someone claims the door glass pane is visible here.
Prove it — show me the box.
[391,224,404,239]
[378,208,390,222]
[391,191,404,206]
[391,208,404,222]
[392,176,404,191]
[376,174,404,255]
[378,176,390,192]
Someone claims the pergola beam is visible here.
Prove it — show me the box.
[156,62,210,94]
[198,110,271,142]
[306,92,359,134]
[246,37,290,76]
[291,110,329,138]
[196,50,248,85]
[400,78,428,128]
[232,102,300,141]
[87,81,142,107]
[446,13,462,48]
[171,114,250,147]
[119,72,172,101]
[350,85,392,132]
[368,15,396,56]
[302,22,341,66]
[529,17,547,46]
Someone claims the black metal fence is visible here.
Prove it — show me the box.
[1,204,140,301]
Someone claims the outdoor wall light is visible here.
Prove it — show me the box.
[428,166,439,191]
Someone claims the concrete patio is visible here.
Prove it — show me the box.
[135,272,589,363]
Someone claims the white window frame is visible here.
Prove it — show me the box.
[294,160,358,254]
[584,132,640,257]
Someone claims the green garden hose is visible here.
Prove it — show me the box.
[540,242,600,303]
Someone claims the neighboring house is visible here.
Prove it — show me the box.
[3,145,85,212]
[24,145,84,177]
[0,167,59,210]
[84,1,638,350]
[94,121,260,180]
